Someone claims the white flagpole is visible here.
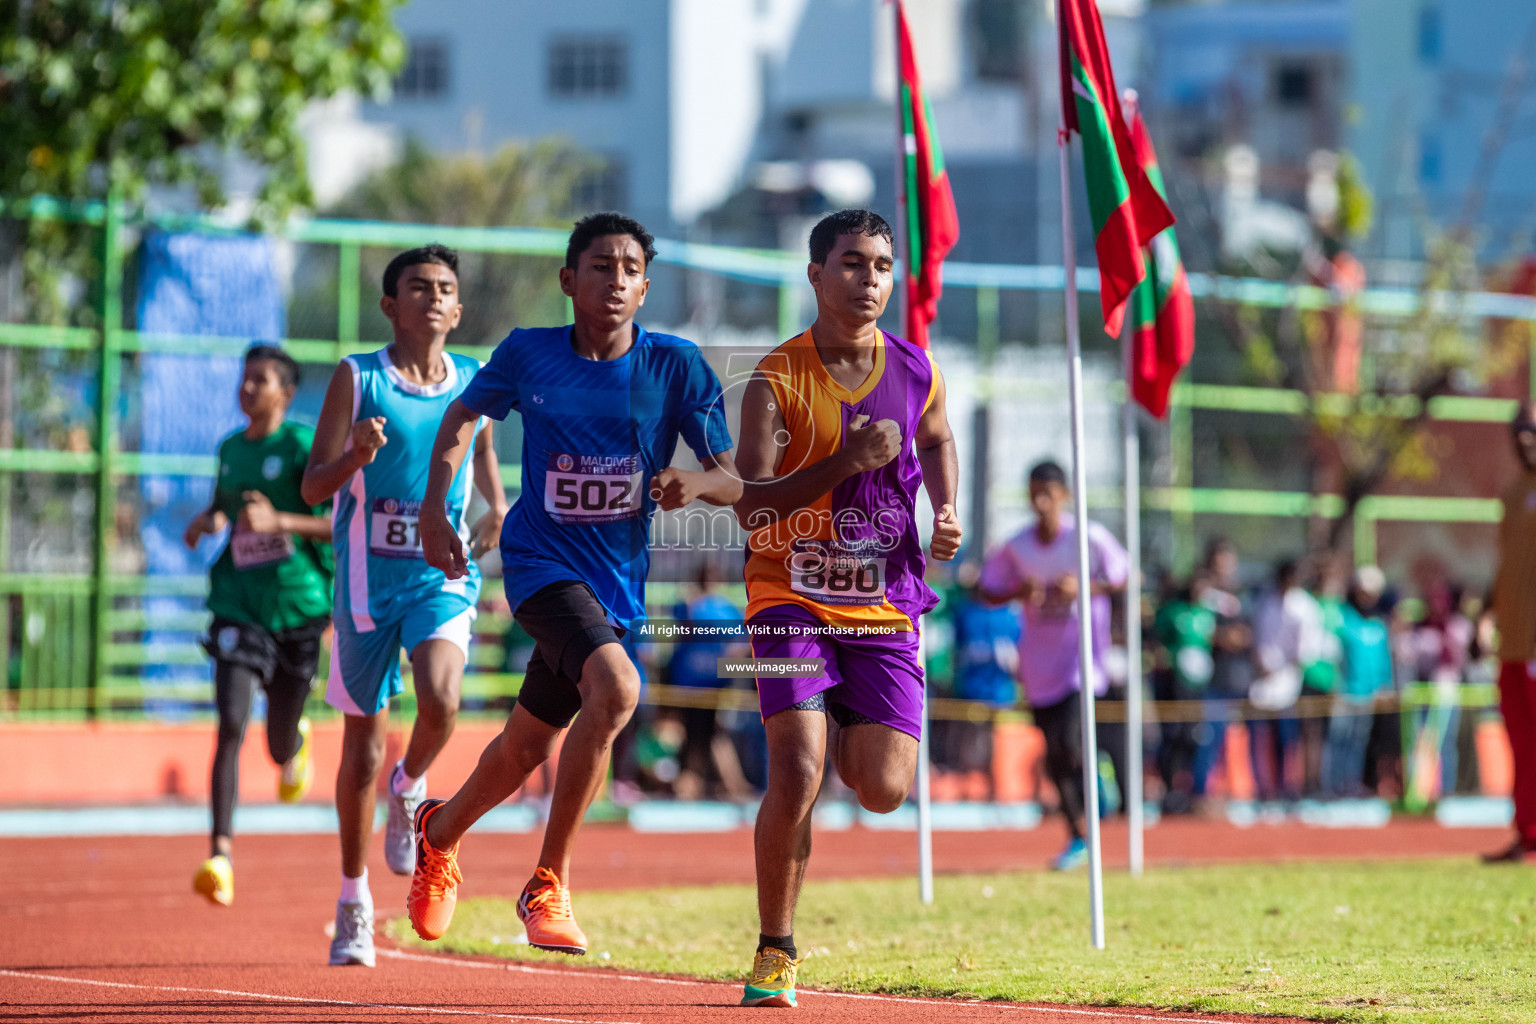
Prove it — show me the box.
[916,630,934,904]
[1122,325,1145,879]
[893,0,935,907]
[1059,125,1106,950]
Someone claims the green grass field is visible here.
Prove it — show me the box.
[388,858,1536,1023]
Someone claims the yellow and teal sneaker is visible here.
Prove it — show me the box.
[193,854,233,906]
[741,946,801,1007]
[278,717,313,803]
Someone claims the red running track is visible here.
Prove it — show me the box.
[0,818,1508,1023]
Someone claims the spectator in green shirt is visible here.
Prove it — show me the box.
[1324,565,1393,797]
[1153,570,1216,812]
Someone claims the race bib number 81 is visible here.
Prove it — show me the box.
[369,498,447,559]
[544,453,643,525]
[789,542,887,606]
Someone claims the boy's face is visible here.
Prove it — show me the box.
[560,234,649,327]
[382,261,462,338]
[238,359,292,420]
[1028,479,1068,524]
[808,232,894,325]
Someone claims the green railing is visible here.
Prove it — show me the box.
[1,195,1532,716]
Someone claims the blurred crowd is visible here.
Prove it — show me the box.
[481,489,1500,819]
[927,535,1495,816]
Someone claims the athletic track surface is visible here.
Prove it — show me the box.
[1,817,1507,1023]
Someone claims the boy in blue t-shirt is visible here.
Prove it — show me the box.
[406,213,741,956]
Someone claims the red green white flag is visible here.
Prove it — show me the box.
[897,0,959,350]
[1125,92,1194,419]
[1058,0,1173,336]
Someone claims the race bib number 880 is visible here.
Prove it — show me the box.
[544,453,643,525]
[789,542,887,607]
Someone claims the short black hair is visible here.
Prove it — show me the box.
[1275,558,1300,587]
[244,343,300,390]
[1028,459,1068,489]
[808,209,894,265]
[565,212,658,269]
[383,244,459,298]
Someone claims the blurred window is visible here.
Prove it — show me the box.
[1418,6,1441,64]
[971,0,1024,82]
[1419,132,1441,185]
[397,38,450,100]
[548,37,629,98]
[571,158,629,213]
[1274,63,1313,108]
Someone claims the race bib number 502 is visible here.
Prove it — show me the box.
[544,453,643,524]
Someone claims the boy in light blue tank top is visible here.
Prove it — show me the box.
[301,245,509,967]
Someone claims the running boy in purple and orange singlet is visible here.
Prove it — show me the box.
[731,209,962,1006]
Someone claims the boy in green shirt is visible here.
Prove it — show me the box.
[1153,571,1216,810]
[185,345,334,906]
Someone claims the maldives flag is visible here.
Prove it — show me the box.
[897,0,959,350]
[1058,0,1173,336]
[1125,93,1194,419]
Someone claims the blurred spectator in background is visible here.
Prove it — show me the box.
[981,459,1127,869]
[502,612,556,810]
[1193,538,1252,803]
[948,560,1021,801]
[668,561,752,801]
[610,630,655,806]
[1324,565,1393,798]
[1481,401,1536,862]
[1249,559,1326,803]
[1402,580,1472,803]
[1301,556,1348,796]
[1154,569,1216,813]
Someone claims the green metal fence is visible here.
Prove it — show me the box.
[1,194,1532,717]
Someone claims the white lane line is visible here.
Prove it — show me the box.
[376,949,1260,1023]
[0,967,640,1024]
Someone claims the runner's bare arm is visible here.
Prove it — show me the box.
[419,398,480,579]
[238,491,332,541]
[469,419,510,557]
[914,365,962,561]
[651,450,743,510]
[732,372,899,527]
[302,362,385,505]
[183,507,228,548]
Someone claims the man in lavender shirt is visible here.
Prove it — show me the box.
[980,459,1128,869]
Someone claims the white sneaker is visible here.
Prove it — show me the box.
[328,900,375,966]
[385,760,425,876]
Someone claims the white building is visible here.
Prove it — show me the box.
[354,0,1145,264]
[1349,0,1536,270]
[365,0,770,238]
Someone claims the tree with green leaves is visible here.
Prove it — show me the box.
[320,139,601,347]
[1,0,405,323]
[2,0,404,217]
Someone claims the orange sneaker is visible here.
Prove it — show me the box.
[516,866,587,955]
[407,799,462,941]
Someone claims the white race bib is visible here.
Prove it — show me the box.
[544,453,643,524]
[370,498,428,559]
[230,530,293,570]
[788,541,887,606]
